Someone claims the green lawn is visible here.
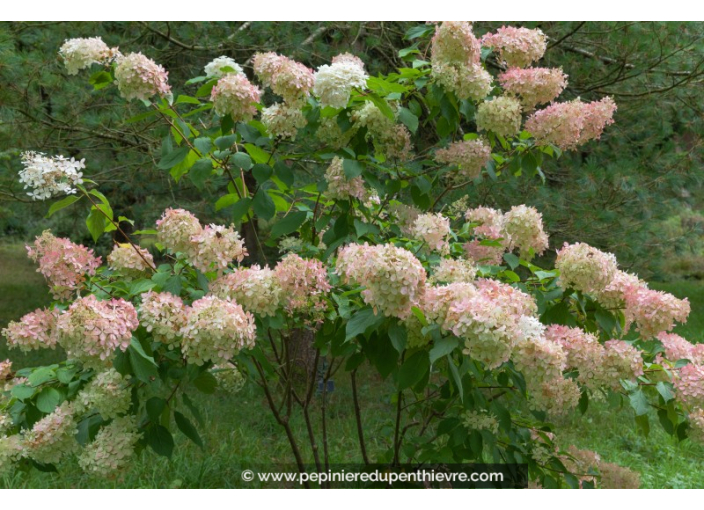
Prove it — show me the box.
[2,242,703,488]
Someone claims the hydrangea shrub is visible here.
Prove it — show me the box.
[0,22,696,488]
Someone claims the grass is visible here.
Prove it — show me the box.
[1,242,704,488]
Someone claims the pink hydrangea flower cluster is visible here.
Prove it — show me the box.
[274,254,331,320]
[156,209,247,275]
[429,258,477,284]
[2,307,59,352]
[253,52,314,106]
[78,416,140,478]
[211,73,261,122]
[107,243,154,276]
[674,363,704,409]
[324,157,369,201]
[313,57,368,109]
[0,359,12,380]
[337,243,426,319]
[657,332,704,364]
[594,270,643,309]
[545,325,643,390]
[423,282,478,329]
[498,67,568,110]
[555,242,619,294]
[513,335,580,414]
[432,61,493,102]
[262,103,307,140]
[138,291,187,346]
[22,402,77,465]
[482,27,547,68]
[156,208,203,254]
[476,96,523,137]
[463,206,506,265]
[411,212,451,253]
[389,203,421,236]
[180,296,256,365]
[19,151,85,200]
[76,368,131,420]
[189,224,248,275]
[352,101,413,161]
[59,37,119,75]
[501,205,549,258]
[210,265,282,317]
[27,230,101,301]
[446,290,529,369]
[57,295,138,367]
[435,139,492,180]
[525,97,617,150]
[114,52,171,101]
[623,286,690,340]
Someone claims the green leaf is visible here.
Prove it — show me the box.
[244,144,271,164]
[368,93,395,120]
[253,189,276,220]
[252,164,273,183]
[270,211,307,239]
[629,389,650,416]
[503,253,520,270]
[128,338,158,383]
[193,137,213,155]
[157,147,190,170]
[11,384,35,401]
[346,307,385,341]
[429,337,459,364]
[274,161,294,187]
[175,411,204,448]
[182,393,204,426]
[215,193,239,211]
[28,366,56,386]
[89,70,113,90]
[189,159,213,190]
[146,397,166,423]
[46,195,81,218]
[232,152,253,170]
[397,351,430,390]
[145,425,174,458]
[231,197,253,222]
[193,371,217,394]
[388,321,408,353]
[215,134,237,151]
[36,388,61,414]
[175,95,201,105]
[398,107,419,133]
[656,381,675,402]
[86,207,107,242]
[447,355,463,402]
[343,159,364,179]
[540,301,577,327]
[363,333,398,379]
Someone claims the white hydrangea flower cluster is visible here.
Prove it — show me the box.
[555,242,619,294]
[411,213,451,253]
[262,103,308,140]
[138,291,188,346]
[476,96,523,137]
[114,52,171,102]
[210,265,283,317]
[59,37,118,75]
[18,151,85,200]
[76,368,131,420]
[352,101,413,161]
[0,436,23,477]
[181,296,256,365]
[430,258,477,285]
[434,139,492,181]
[107,243,154,276]
[461,410,499,433]
[78,416,140,478]
[313,58,368,109]
[501,205,549,258]
[336,243,427,319]
[204,56,243,78]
